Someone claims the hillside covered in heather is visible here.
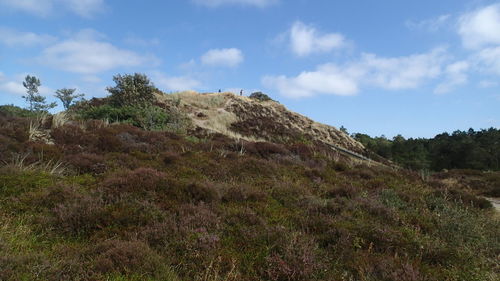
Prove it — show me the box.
[0,74,499,281]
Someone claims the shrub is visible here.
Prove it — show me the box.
[77,104,171,131]
[0,104,35,118]
[0,115,29,142]
[49,192,107,236]
[65,153,107,175]
[183,182,221,203]
[249,92,274,102]
[326,185,360,198]
[222,184,267,202]
[50,124,90,146]
[143,203,221,253]
[445,189,493,209]
[162,151,180,165]
[107,73,156,107]
[100,168,168,195]
[27,142,63,161]
[289,143,313,160]
[266,232,319,281]
[250,142,289,158]
[91,240,173,277]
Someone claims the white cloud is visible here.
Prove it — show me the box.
[263,48,449,98]
[458,4,500,49]
[201,48,244,67]
[38,30,157,74]
[475,46,500,75]
[0,0,52,16]
[361,48,446,90]
[0,75,52,96]
[289,21,346,56]
[434,61,469,94]
[0,81,26,95]
[152,72,201,92]
[192,0,278,8]
[406,14,451,32]
[0,0,105,17]
[262,64,359,98]
[0,27,57,47]
[63,0,105,17]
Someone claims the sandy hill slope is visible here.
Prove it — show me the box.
[156,91,367,158]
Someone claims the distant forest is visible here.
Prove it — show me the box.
[353,128,500,171]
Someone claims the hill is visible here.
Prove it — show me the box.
[0,93,498,281]
[157,92,365,156]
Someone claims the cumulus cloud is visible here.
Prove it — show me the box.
[458,4,500,49]
[192,0,278,8]
[0,81,26,95]
[359,48,446,90]
[434,61,469,94]
[152,72,201,92]
[0,27,56,47]
[201,48,244,67]
[0,0,105,17]
[263,48,448,98]
[0,74,52,96]
[38,29,157,74]
[262,64,359,98]
[289,21,346,56]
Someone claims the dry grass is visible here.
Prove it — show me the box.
[28,114,47,141]
[196,257,239,281]
[158,91,265,142]
[158,91,227,109]
[51,112,68,129]
[1,153,67,176]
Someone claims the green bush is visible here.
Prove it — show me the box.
[107,73,156,107]
[77,104,170,131]
[0,104,36,118]
[249,92,273,102]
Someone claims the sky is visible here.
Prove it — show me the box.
[0,0,499,138]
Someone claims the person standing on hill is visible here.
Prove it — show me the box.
[240,89,243,96]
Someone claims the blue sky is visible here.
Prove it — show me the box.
[1,0,499,138]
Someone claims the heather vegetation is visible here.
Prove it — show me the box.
[0,112,498,280]
[0,73,498,280]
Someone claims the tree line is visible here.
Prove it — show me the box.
[353,129,500,171]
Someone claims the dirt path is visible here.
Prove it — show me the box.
[484,197,500,212]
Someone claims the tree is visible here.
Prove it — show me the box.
[107,73,156,107]
[55,88,84,110]
[249,91,273,102]
[22,75,56,112]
